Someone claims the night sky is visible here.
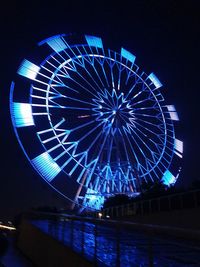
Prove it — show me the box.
[0,0,199,220]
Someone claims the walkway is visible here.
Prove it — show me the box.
[1,234,34,267]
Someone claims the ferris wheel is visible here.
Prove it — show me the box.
[10,34,183,210]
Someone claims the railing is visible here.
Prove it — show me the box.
[20,210,200,267]
[102,189,200,219]
[21,212,159,267]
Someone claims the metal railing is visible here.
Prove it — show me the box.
[102,189,200,219]
[21,207,200,267]
[23,212,158,267]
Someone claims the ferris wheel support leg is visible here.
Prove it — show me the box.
[71,173,87,210]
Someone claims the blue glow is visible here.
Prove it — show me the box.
[84,188,104,210]
[121,48,136,63]
[17,59,40,80]
[46,36,67,52]
[12,102,34,127]
[148,73,162,89]
[32,152,61,182]
[85,35,103,49]
[162,170,176,186]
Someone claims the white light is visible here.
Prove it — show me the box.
[0,224,16,231]
[174,139,183,158]
[166,105,176,112]
[12,102,34,127]
[175,139,183,153]
[98,212,103,219]
[169,111,179,121]
[166,105,179,121]
[17,59,40,80]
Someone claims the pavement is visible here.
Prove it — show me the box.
[1,233,34,267]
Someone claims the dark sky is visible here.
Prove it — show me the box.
[0,0,199,220]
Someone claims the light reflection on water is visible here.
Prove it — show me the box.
[31,219,200,267]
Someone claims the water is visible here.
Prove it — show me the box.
[31,219,200,267]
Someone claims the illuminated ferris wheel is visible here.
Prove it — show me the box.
[10,34,183,210]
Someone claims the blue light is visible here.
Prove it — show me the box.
[46,35,67,52]
[85,35,103,49]
[84,188,104,210]
[148,72,162,89]
[121,48,136,63]
[17,59,40,80]
[32,152,61,182]
[162,170,176,186]
[12,102,34,127]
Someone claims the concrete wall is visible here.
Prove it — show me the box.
[17,220,93,267]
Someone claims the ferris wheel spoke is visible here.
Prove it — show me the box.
[87,127,106,152]
[74,63,104,94]
[105,136,114,165]
[128,123,159,157]
[99,62,110,88]
[131,99,156,109]
[49,79,79,94]
[62,46,105,95]
[132,120,162,142]
[107,66,114,89]
[96,127,112,164]
[77,120,105,143]
[118,130,132,166]
[49,55,63,66]
[50,105,92,110]
[66,76,98,98]
[61,37,85,66]
[133,119,164,139]
[126,100,152,111]
[51,61,98,98]
[133,112,160,119]
[132,123,163,155]
[131,87,149,100]
[69,118,97,132]
[122,123,155,169]
[62,95,96,107]
[133,106,160,111]
[125,63,137,85]
[133,116,164,129]
[120,132,146,181]
[88,58,107,89]
[119,127,141,168]
[124,77,146,101]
